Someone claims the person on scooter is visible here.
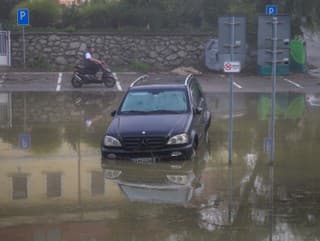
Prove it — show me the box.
[83,45,102,75]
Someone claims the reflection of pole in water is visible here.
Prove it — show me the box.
[228,163,233,225]
[23,93,27,132]
[269,164,274,241]
[77,128,82,206]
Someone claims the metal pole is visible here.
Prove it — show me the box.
[22,26,26,68]
[270,16,278,162]
[23,93,26,132]
[228,16,235,165]
[9,93,12,128]
[269,164,274,241]
[8,31,12,66]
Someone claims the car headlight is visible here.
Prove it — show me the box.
[104,135,121,147]
[104,169,122,179]
[167,133,189,145]
[166,175,189,185]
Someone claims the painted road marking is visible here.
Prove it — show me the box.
[233,81,243,89]
[284,78,304,89]
[113,73,123,91]
[56,72,63,91]
[116,81,122,91]
[0,73,6,88]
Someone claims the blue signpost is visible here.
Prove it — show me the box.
[17,9,29,68]
[264,4,279,162]
[266,5,278,15]
[17,9,29,25]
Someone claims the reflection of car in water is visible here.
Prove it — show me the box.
[305,93,320,107]
[102,141,210,205]
[205,93,246,120]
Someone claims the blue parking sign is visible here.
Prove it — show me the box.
[263,137,272,154]
[17,8,29,25]
[19,133,31,149]
[265,5,278,15]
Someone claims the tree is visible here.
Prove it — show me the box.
[0,0,21,21]
[11,0,61,28]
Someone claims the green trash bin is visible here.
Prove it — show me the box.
[290,40,307,73]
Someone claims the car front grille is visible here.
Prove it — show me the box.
[122,136,167,150]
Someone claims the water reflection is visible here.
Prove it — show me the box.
[102,140,259,235]
[258,93,305,120]
[249,161,320,241]
[102,141,210,205]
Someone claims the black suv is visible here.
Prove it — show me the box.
[101,74,211,161]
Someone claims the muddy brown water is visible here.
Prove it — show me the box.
[0,91,319,241]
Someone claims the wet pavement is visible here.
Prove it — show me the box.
[0,91,320,241]
[0,72,320,93]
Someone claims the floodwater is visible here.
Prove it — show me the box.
[0,91,319,241]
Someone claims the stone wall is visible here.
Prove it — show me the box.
[11,32,213,70]
[11,92,121,124]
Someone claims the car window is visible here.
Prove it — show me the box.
[120,89,189,114]
[190,80,203,106]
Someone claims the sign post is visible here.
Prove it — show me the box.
[222,16,242,165]
[265,5,278,163]
[270,16,278,163]
[223,61,241,73]
[17,8,29,68]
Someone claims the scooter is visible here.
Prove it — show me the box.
[71,60,117,88]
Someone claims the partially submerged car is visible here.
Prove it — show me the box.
[101,74,211,161]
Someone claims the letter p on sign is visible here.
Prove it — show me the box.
[17,9,29,25]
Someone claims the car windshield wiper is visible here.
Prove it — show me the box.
[147,109,182,114]
[120,110,149,115]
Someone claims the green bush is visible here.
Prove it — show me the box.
[26,54,53,71]
[60,5,80,30]
[129,60,152,73]
[3,0,320,33]
[12,0,61,28]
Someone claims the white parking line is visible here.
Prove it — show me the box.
[113,73,123,91]
[56,72,63,91]
[0,73,6,88]
[116,81,122,91]
[233,81,243,89]
[284,78,304,88]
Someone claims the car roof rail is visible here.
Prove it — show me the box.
[130,74,149,87]
[184,74,193,86]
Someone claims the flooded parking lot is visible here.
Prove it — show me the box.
[0,91,320,241]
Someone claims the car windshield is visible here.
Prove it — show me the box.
[119,89,189,114]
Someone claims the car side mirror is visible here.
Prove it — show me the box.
[111,110,116,117]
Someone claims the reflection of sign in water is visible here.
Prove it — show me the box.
[19,133,31,149]
[264,137,272,153]
[258,94,305,120]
